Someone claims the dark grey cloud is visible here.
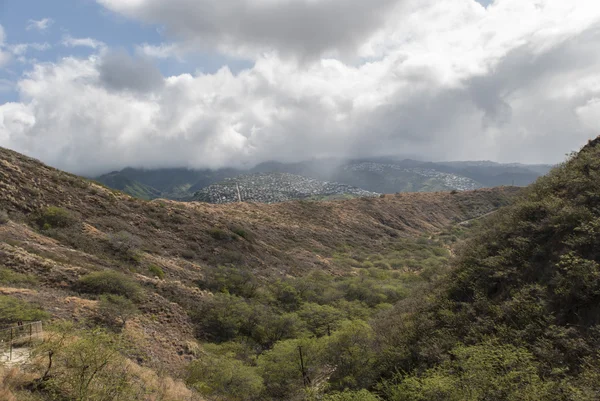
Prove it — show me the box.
[98,0,401,59]
[98,50,164,93]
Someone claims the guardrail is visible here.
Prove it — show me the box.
[0,321,43,362]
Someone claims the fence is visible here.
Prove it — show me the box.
[0,321,43,362]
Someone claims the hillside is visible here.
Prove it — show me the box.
[0,146,517,400]
[94,171,162,200]
[371,137,600,400]
[192,172,379,204]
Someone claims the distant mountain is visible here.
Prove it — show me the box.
[95,159,553,201]
[192,172,379,204]
[95,171,162,200]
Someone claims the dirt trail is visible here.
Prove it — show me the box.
[1,347,30,366]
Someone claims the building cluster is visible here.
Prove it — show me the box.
[344,163,482,191]
[194,173,379,204]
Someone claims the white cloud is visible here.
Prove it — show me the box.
[61,35,106,50]
[10,43,52,56]
[26,18,54,32]
[136,43,182,60]
[0,25,11,67]
[1,0,600,174]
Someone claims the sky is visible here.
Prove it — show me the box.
[0,0,599,175]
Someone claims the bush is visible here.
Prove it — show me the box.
[98,294,139,328]
[78,271,142,300]
[33,324,137,400]
[0,295,49,325]
[230,225,254,241]
[148,264,165,280]
[197,266,258,298]
[107,231,142,261]
[0,267,38,286]
[35,206,76,230]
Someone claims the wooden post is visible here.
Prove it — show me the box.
[30,322,33,343]
[298,346,310,387]
[9,327,12,361]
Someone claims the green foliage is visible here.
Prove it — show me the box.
[191,293,306,347]
[35,206,76,230]
[230,225,254,241]
[98,294,139,328]
[197,265,258,298]
[77,270,142,300]
[0,295,49,325]
[322,389,382,401]
[297,303,345,337]
[0,267,38,286]
[187,352,264,401]
[325,320,377,390]
[33,324,136,401]
[148,264,165,279]
[257,337,327,400]
[381,343,554,401]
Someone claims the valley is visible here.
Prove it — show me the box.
[0,146,515,400]
[1,137,599,400]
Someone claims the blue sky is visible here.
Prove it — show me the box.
[0,0,252,102]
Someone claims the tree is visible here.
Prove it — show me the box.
[33,323,135,401]
[98,294,138,328]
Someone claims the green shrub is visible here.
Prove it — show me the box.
[187,353,263,401]
[0,267,38,286]
[35,206,76,230]
[107,230,142,261]
[0,295,49,325]
[381,343,552,401]
[78,271,142,300]
[148,264,165,279]
[34,324,139,401]
[231,225,254,241]
[98,294,139,328]
[197,265,258,298]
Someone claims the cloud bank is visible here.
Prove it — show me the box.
[1,0,600,175]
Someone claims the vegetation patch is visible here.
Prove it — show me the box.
[34,206,77,230]
[0,267,38,286]
[0,295,49,325]
[77,270,142,300]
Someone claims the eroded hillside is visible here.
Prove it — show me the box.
[0,146,518,399]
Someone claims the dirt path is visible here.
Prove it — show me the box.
[1,347,30,367]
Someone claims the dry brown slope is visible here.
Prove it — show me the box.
[0,146,519,372]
